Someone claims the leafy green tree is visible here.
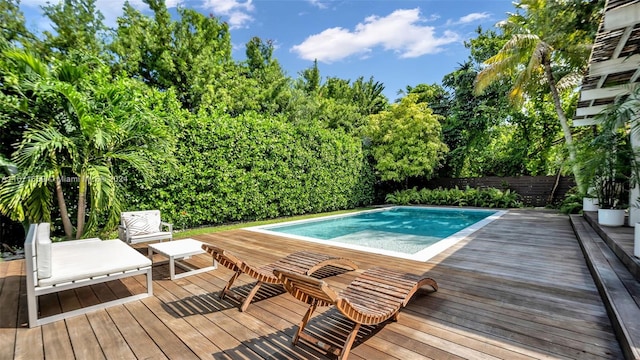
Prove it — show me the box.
[365,94,448,184]
[289,63,388,132]
[0,0,37,171]
[40,0,108,58]
[297,59,321,94]
[474,0,602,191]
[0,0,36,49]
[350,77,387,115]
[441,58,512,176]
[0,50,176,238]
[111,0,232,111]
[401,83,449,117]
[242,37,291,115]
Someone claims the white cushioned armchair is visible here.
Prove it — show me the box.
[118,210,173,244]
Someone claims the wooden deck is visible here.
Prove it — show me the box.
[0,209,624,359]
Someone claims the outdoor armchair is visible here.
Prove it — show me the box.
[118,210,173,244]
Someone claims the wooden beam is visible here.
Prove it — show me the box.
[579,85,631,101]
[576,105,608,117]
[604,2,640,30]
[573,118,601,127]
[589,55,640,77]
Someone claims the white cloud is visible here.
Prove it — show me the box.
[291,8,460,63]
[201,0,254,28]
[165,0,183,7]
[446,12,491,26]
[307,0,328,9]
[459,12,490,23]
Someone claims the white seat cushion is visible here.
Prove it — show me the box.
[129,231,172,242]
[36,223,52,279]
[38,239,152,287]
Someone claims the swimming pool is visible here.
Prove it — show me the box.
[248,206,507,261]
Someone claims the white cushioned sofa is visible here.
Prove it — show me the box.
[25,223,153,328]
[118,210,173,244]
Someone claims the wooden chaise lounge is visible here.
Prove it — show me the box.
[201,244,358,311]
[273,267,438,360]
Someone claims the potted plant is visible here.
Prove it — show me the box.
[582,195,599,212]
[593,174,627,226]
[586,105,635,227]
[574,134,602,212]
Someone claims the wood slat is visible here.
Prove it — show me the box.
[0,209,628,359]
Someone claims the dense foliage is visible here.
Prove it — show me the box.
[124,113,375,229]
[365,94,447,182]
[0,0,605,240]
[385,187,522,208]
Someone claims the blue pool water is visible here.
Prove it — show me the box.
[254,207,502,260]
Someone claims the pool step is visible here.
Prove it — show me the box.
[570,215,640,360]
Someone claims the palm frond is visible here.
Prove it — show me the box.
[3,49,49,78]
[0,168,54,222]
[474,34,542,96]
[555,72,582,93]
[14,126,76,169]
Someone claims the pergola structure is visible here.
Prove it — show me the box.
[574,0,640,224]
[575,0,640,127]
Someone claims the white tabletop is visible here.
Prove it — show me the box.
[148,238,205,258]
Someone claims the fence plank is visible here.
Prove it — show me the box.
[423,176,576,207]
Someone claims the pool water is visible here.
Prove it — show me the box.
[250,207,506,261]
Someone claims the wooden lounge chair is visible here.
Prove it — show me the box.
[273,267,438,360]
[201,244,358,311]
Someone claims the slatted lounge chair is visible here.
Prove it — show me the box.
[201,244,358,312]
[25,223,153,328]
[273,267,438,360]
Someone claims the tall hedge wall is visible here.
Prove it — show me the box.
[124,112,375,229]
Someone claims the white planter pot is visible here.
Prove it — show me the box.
[635,223,640,258]
[582,197,599,211]
[598,208,625,227]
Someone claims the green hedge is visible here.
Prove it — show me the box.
[385,186,522,208]
[124,112,375,229]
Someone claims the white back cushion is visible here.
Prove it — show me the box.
[124,215,154,235]
[36,223,52,279]
[145,211,161,231]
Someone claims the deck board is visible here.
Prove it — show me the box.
[0,209,626,359]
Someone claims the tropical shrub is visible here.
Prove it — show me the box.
[385,186,522,208]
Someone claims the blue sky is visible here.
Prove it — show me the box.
[18,0,515,101]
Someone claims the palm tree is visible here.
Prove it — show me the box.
[474,0,599,192]
[0,49,174,238]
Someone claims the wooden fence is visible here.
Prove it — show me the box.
[423,176,576,207]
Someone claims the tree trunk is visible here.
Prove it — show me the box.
[54,172,73,239]
[75,172,87,239]
[543,59,583,192]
